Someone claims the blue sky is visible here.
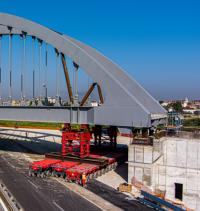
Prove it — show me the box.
[0,0,200,100]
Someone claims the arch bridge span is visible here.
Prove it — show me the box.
[0,13,166,128]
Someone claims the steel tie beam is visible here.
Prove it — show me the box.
[97,84,104,104]
[80,83,97,106]
[80,83,104,106]
[61,53,73,104]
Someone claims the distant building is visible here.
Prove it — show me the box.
[161,101,169,107]
[194,110,200,116]
[183,108,196,114]
[91,101,98,107]
[182,97,189,108]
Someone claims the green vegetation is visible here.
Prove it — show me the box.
[183,118,200,128]
[168,102,183,112]
[0,120,93,130]
[0,120,62,129]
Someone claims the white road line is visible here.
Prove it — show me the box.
[27,180,38,190]
[1,157,16,169]
[53,201,65,211]
[54,178,122,211]
[0,197,8,211]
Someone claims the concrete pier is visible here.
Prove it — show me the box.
[128,133,200,210]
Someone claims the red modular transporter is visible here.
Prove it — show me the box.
[88,153,117,172]
[29,159,61,178]
[51,161,80,178]
[28,128,122,185]
[66,163,99,184]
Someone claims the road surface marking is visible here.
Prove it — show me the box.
[53,201,65,211]
[27,180,38,189]
[54,178,122,211]
[0,197,8,211]
[1,157,16,169]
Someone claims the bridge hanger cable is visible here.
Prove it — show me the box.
[0,35,2,102]
[38,39,43,103]
[59,53,61,100]
[23,34,26,100]
[8,29,13,103]
[20,34,24,100]
[73,62,79,104]
[32,36,35,100]
[44,43,48,102]
[20,32,27,103]
[55,49,59,102]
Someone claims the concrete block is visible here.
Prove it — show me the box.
[135,167,143,182]
[128,145,134,162]
[158,166,166,186]
[166,140,177,166]
[143,168,151,186]
[135,147,143,163]
[144,147,153,163]
[186,169,198,192]
[187,141,198,169]
[176,140,187,167]
[128,163,135,183]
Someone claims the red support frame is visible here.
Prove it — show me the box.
[61,131,91,158]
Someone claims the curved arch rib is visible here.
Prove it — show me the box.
[0,13,166,127]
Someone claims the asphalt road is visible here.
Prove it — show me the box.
[0,140,100,211]
[87,180,152,211]
[0,135,152,211]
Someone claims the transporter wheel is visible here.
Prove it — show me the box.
[41,172,46,178]
[28,169,32,177]
[90,173,94,179]
[46,170,51,177]
[88,174,92,180]
[93,172,98,178]
[97,170,101,177]
[113,162,117,170]
[61,173,66,179]
[109,164,113,170]
[105,166,110,172]
[100,168,106,175]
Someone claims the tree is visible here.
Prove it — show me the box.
[169,102,183,113]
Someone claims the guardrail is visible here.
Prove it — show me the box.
[0,181,24,211]
[139,190,186,211]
